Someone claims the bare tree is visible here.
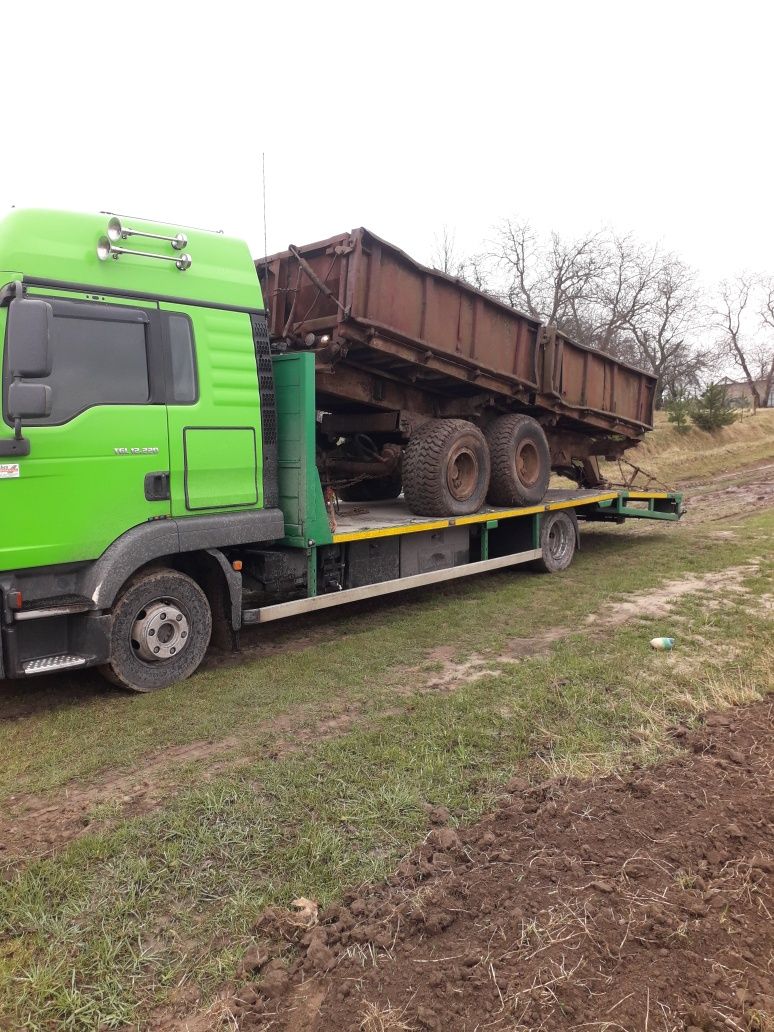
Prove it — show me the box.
[436,215,711,405]
[491,218,608,328]
[431,226,462,276]
[430,226,491,292]
[591,235,660,356]
[713,276,763,407]
[755,277,774,406]
[456,253,490,293]
[625,255,705,406]
[487,217,709,402]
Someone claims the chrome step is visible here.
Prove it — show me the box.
[22,654,88,675]
[15,603,92,622]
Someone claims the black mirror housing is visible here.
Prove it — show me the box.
[7,298,53,378]
[7,381,52,420]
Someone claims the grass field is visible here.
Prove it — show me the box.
[602,406,774,486]
[0,417,772,1030]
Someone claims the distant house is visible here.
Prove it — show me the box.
[718,376,773,407]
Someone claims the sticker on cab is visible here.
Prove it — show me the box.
[0,463,20,479]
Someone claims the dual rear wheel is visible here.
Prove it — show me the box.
[403,414,550,517]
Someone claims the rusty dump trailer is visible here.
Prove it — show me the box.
[258,228,656,517]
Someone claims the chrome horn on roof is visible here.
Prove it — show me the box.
[107,216,188,250]
[97,236,192,271]
[97,217,192,270]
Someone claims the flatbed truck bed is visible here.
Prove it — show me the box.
[242,487,682,625]
[329,489,681,542]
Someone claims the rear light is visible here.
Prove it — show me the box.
[7,590,22,610]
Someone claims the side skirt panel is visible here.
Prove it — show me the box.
[243,547,543,624]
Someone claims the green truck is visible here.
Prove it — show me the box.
[0,209,682,692]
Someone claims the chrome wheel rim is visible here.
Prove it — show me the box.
[547,518,573,564]
[131,599,190,662]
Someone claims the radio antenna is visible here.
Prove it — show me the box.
[261,153,270,309]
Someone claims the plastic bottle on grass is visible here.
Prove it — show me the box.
[650,637,674,651]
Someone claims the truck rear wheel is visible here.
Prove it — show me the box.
[486,414,550,507]
[531,510,578,573]
[403,418,490,516]
[100,569,212,692]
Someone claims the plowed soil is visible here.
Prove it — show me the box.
[223,700,774,1032]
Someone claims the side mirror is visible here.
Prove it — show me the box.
[0,297,54,457]
[8,382,52,420]
[7,298,53,378]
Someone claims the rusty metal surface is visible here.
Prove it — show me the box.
[259,228,656,439]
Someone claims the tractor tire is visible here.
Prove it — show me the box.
[486,414,550,507]
[338,471,403,502]
[99,569,212,692]
[531,510,578,573]
[403,418,490,516]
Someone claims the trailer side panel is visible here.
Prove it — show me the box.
[260,228,657,437]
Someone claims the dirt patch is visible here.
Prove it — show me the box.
[423,567,762,693]
[420,630,571,691]
[0,735,241,865]
[677,460,774,489]
[0,625,593,868]
[0,707,363,866]
[679,467,774,524]
[208,698,774,1032]
[585,564,760,629]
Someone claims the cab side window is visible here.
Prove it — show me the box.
[7,304,151,426]
[165,314,197,404]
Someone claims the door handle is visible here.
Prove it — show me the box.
[144,471,170,502]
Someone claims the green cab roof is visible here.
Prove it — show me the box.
[0,208,263,310]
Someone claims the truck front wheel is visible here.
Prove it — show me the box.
[100,569,212,692]
[403,418,490,516]
[486,414,550,507]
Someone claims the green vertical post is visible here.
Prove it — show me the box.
[532,513,541,550]
[307,546,318,598]
[482,519,498,561]
[272,352,333,549]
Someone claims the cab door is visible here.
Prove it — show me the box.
[158,302,264,518]
[0,289,170,572]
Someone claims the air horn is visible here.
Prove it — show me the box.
[97,236,192,271]
[107,216,188,250]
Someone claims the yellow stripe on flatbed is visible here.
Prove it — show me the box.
[332,491,621,544]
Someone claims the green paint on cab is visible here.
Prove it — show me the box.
[0,210,269,573]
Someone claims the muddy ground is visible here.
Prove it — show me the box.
[219,701,774,1032]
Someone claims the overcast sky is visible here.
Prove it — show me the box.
[1,1,770,286]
